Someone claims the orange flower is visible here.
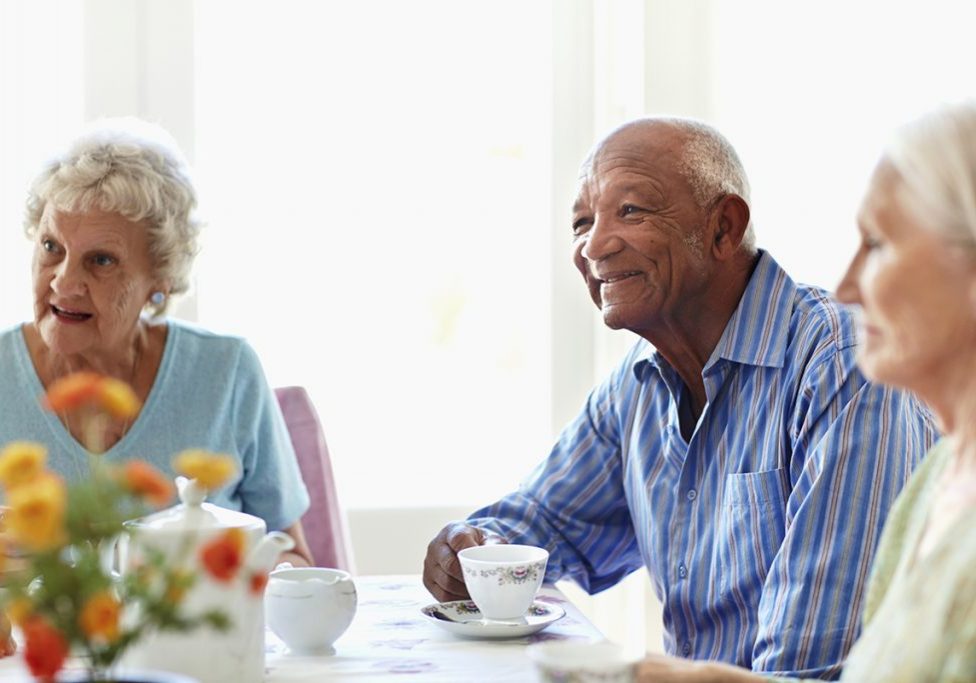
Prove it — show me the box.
[22,617,69,681]
[0,441,47,491]
[7,474,66,551]
[79,590,121,643]
[173,450,237,490]
[248,571,269,595]
[43,372,102,412]
[121,460,173,507]
[200,528,247,582]
[43,372,140,420]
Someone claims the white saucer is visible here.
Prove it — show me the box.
[420,599,565,639]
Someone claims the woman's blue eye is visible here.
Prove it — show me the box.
[92,254,116,267]
[42,239,56,252]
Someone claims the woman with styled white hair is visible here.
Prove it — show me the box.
[632,102,976,681]
[0,119,314,570]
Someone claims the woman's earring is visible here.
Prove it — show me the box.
[150,291,166,306]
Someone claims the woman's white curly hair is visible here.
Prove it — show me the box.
[24,117,201,317]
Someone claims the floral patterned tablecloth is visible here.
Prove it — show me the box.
[0,575,603,682]
[265,575,604,682]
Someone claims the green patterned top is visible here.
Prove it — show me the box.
[807,439,976,681]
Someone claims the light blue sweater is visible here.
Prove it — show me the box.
[0,321,309,531]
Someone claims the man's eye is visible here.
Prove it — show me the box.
[621,204,643,216]
[572,219,592,236]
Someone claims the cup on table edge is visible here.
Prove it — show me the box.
[527,640,638,683]
[457,544,548,620]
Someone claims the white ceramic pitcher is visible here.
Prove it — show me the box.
[118,478,294,683]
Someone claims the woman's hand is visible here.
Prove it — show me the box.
[635,654,766,683]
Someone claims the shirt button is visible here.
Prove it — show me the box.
[678,564,687,579]
[682,641,692,656]
[686,489,697,501]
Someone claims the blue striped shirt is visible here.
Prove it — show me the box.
[469,251,936,679]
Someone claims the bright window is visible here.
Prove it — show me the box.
[0,0,83,329]
[193,1,554,508]
[708,0,976,289]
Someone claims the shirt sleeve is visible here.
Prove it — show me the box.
[230,341,311,531]
[749,344,934,678]
[467,364,645,594]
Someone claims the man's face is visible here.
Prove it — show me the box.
[571,126,712,335]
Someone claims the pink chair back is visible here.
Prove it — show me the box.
[275,386,354,571]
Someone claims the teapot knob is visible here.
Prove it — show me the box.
[176,477,207,507]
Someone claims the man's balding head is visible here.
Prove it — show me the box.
[584,118,755,252]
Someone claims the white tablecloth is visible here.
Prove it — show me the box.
[0,575,604,682]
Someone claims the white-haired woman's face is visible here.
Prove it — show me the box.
[836,161,976,392]
[32,204,159,359]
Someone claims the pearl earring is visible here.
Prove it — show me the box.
[150,291,165,306]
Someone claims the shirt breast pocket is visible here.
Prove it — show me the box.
[715,468,790,599]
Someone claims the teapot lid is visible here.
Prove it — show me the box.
[126,477,265,533]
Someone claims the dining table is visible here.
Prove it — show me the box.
[0,575,605,682]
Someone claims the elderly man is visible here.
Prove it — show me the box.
[423,118,937,679]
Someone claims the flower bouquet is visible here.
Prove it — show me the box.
[0,373,251,682]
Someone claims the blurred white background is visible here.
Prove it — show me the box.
[1,0,974,656]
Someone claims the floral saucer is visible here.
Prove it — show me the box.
[420,599,565,639]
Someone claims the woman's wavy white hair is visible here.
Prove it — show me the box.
[24,117,201,317]
[886,101,976,248]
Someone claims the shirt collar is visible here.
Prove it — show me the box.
[633,250,797,379]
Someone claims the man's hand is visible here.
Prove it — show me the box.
[422,522,505,602]
[634,654,764,683]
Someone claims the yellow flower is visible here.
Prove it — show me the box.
[78,591,121,642]
[97,377,140,420]
[0,442,47,491]
[6,597,33,626]
[173,450,237,490]
[7,474,67,552]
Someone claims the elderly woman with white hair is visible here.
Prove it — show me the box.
[633,102,976,682]
[0,119,314,569]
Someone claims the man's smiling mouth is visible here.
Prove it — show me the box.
[598,271,642,284]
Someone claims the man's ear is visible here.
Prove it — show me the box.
[710,194,750,260]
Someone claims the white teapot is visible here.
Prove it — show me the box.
[117,478,294,683]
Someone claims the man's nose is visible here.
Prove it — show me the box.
[580,216,621,263]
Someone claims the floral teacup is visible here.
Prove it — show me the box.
[458,544,548,620]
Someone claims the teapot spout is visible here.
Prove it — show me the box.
[247,531,295,573]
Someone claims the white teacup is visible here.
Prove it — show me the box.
[458,544,548,620]
[528,640,638,682]
[265,567,357,655]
